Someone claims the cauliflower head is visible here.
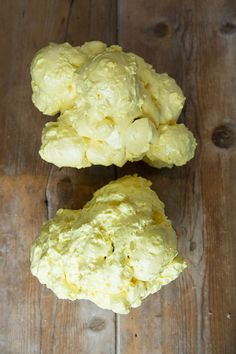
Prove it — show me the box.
[31,175,186,314]
[31,41,196,169]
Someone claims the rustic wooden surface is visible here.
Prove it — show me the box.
[0,0,236,353]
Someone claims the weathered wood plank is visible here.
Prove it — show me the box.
[0,1,117,354]
[1,0,236,353]
[0,0,70,176]
[117,1,236,353]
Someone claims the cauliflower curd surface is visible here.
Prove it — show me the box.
[31,175,186,314]
[31,41,196,169]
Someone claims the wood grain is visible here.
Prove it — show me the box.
[0,0,236,353]
[0,1,117,354]
[117,1,236,354]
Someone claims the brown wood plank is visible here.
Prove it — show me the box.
[117,1,236,353]
[0,1,117,354]
[1,0,236,353]
[39,167,116,354]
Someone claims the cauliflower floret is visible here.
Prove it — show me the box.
[125,118,157,159]
[144,124,197,168]
[31,175,186,314]
[135,55,185,125]
[31,41,196,169]
[76,48,143,124]
[80,41,107,57]
[31,42,87,115]
[39,121,91,168]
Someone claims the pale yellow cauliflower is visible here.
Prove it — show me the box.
[31,175,186,314]
[31,41,196,169]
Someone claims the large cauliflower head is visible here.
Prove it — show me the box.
[31,41,196,169]
[31,175,186,314]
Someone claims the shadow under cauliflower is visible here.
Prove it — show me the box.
[30,175,186,314]
[31,41,196,169]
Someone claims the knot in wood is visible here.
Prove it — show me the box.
[212,124,236,149]
[144,22,171,40]
[190,241,196,252]
[153,22,170,38]
[220,22,236,35]
[88,317,106,332]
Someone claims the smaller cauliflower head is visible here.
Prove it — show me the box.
[31,175,186,314]
[31,41,196,169]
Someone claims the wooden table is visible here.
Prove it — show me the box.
[0,1,235,353]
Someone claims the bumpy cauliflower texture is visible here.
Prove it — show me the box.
[31,41,196,169]
[31,175,186,314]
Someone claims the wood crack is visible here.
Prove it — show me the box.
[65,0,74,41]
[45,166,53,220]
[115,313,120,354]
